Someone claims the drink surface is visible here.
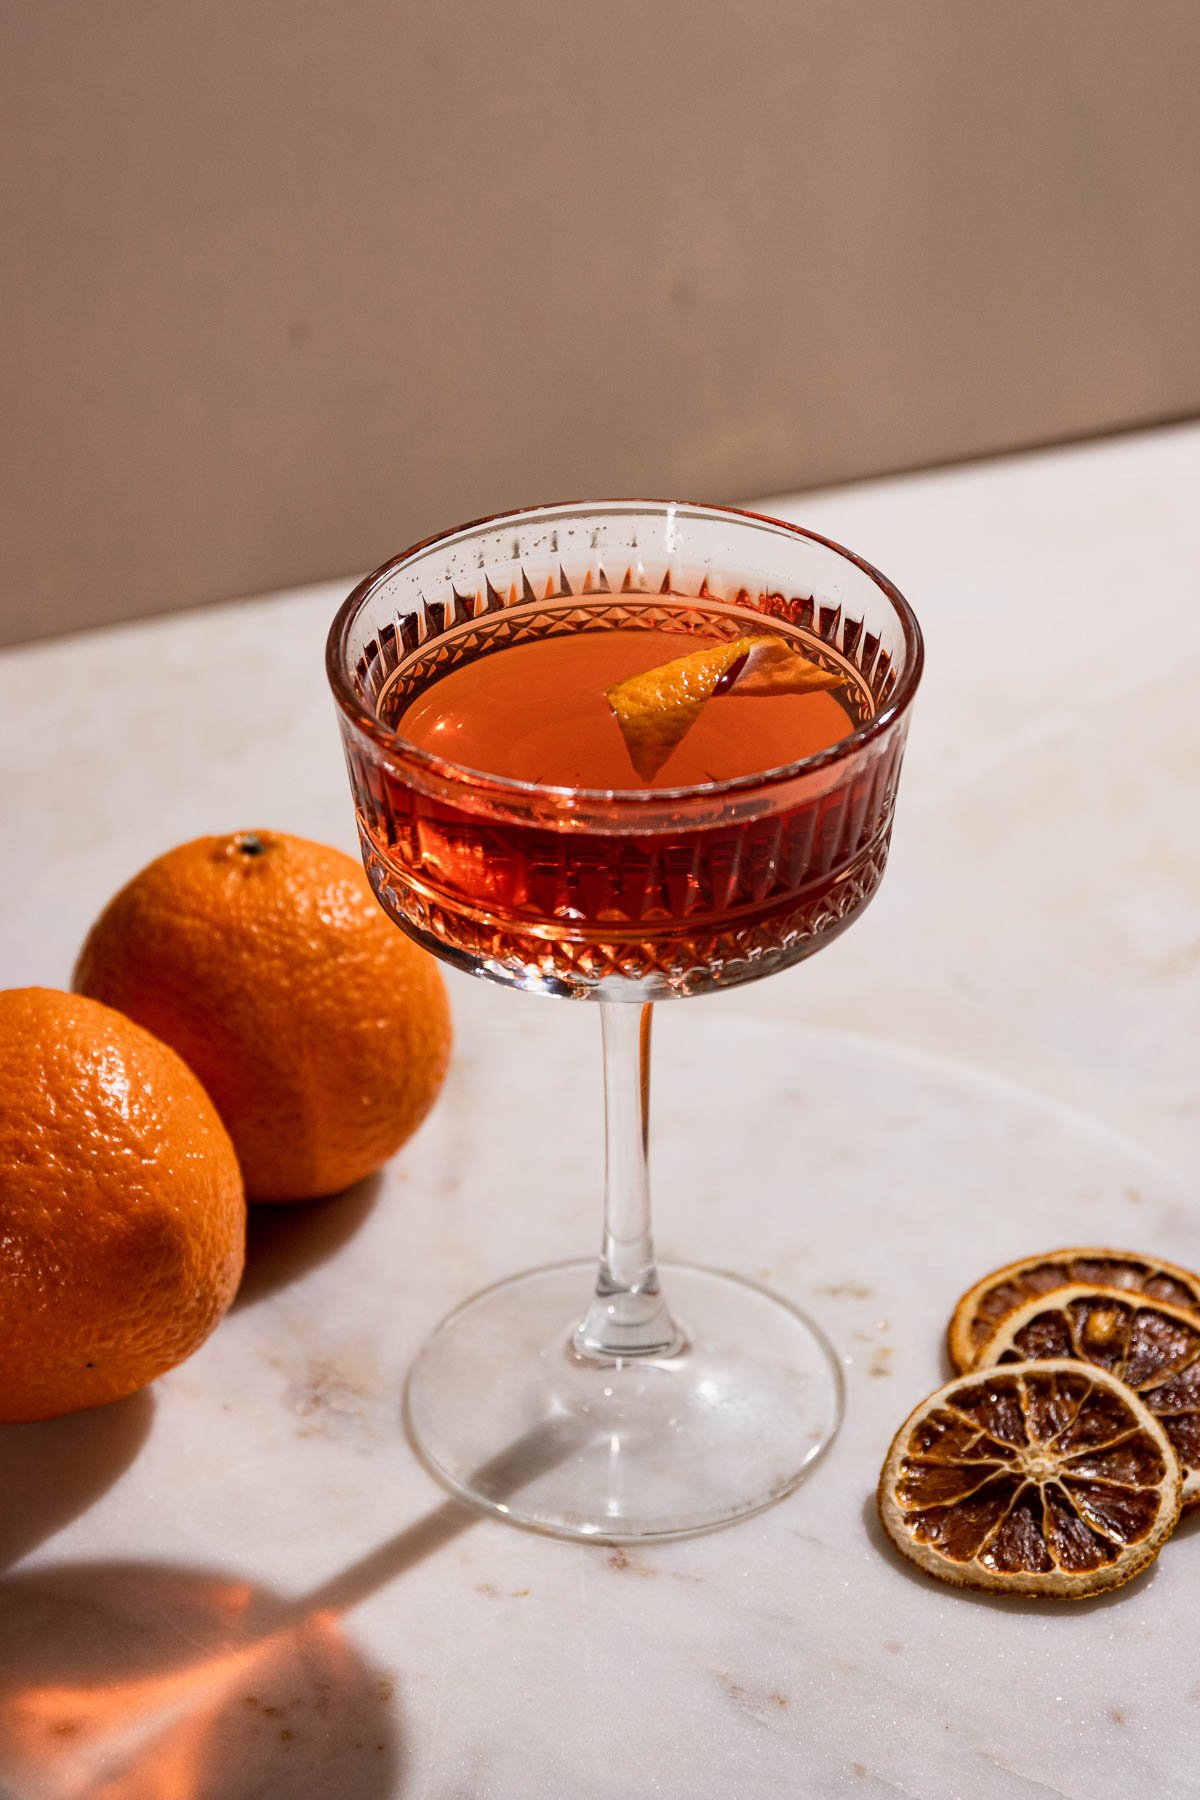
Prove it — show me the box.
[391,624,855,789]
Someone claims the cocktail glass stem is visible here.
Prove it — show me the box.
[573,1002,683,1361]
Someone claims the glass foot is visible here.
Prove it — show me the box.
[404,1261,844,1542]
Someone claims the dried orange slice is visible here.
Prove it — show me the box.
[877,1360,1181,1598]
[605,634,842,780]
[976,1285,1200,1509]
[947,1247,1200,1375]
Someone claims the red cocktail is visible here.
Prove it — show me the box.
[328,502,922,1540]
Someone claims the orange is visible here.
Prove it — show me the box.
[74,830,452,1202]
[0,987,245,1423]
[877,1360,1181,1598]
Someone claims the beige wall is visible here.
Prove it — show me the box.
[2,1,1199,647]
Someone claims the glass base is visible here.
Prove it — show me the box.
[404,1260,844,1542]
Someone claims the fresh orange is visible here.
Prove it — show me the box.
[605,634,843,779]
[877,1360,1181,1598]
[74,831,452,1202]
[946,1246,1200,1374]
[0,987,245,1423]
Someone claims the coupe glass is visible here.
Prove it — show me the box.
[327,502,922,1541]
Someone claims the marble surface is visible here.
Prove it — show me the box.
[1,423,1199,1798]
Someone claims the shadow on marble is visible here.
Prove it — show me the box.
[0,1419,577,1798]
[0,1559,403,1799]
[859,1493,1167,1613]
[235,1172,384,1308]
[0,1389,155,1573]
[326,1417,582,1607]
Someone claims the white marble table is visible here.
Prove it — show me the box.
[2,425,1199,1799]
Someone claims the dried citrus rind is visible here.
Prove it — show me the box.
[605,634,842,780]
[947,1247,1200,1375]
[877,1360,1181,1598]
[976,1285,1200,1509]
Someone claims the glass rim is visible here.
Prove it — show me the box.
[325,498,924,805]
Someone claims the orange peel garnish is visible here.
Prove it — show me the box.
[605,634,843,780]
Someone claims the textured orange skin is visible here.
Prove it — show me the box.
[74,831,453,1202]
[0,988,246,1423]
